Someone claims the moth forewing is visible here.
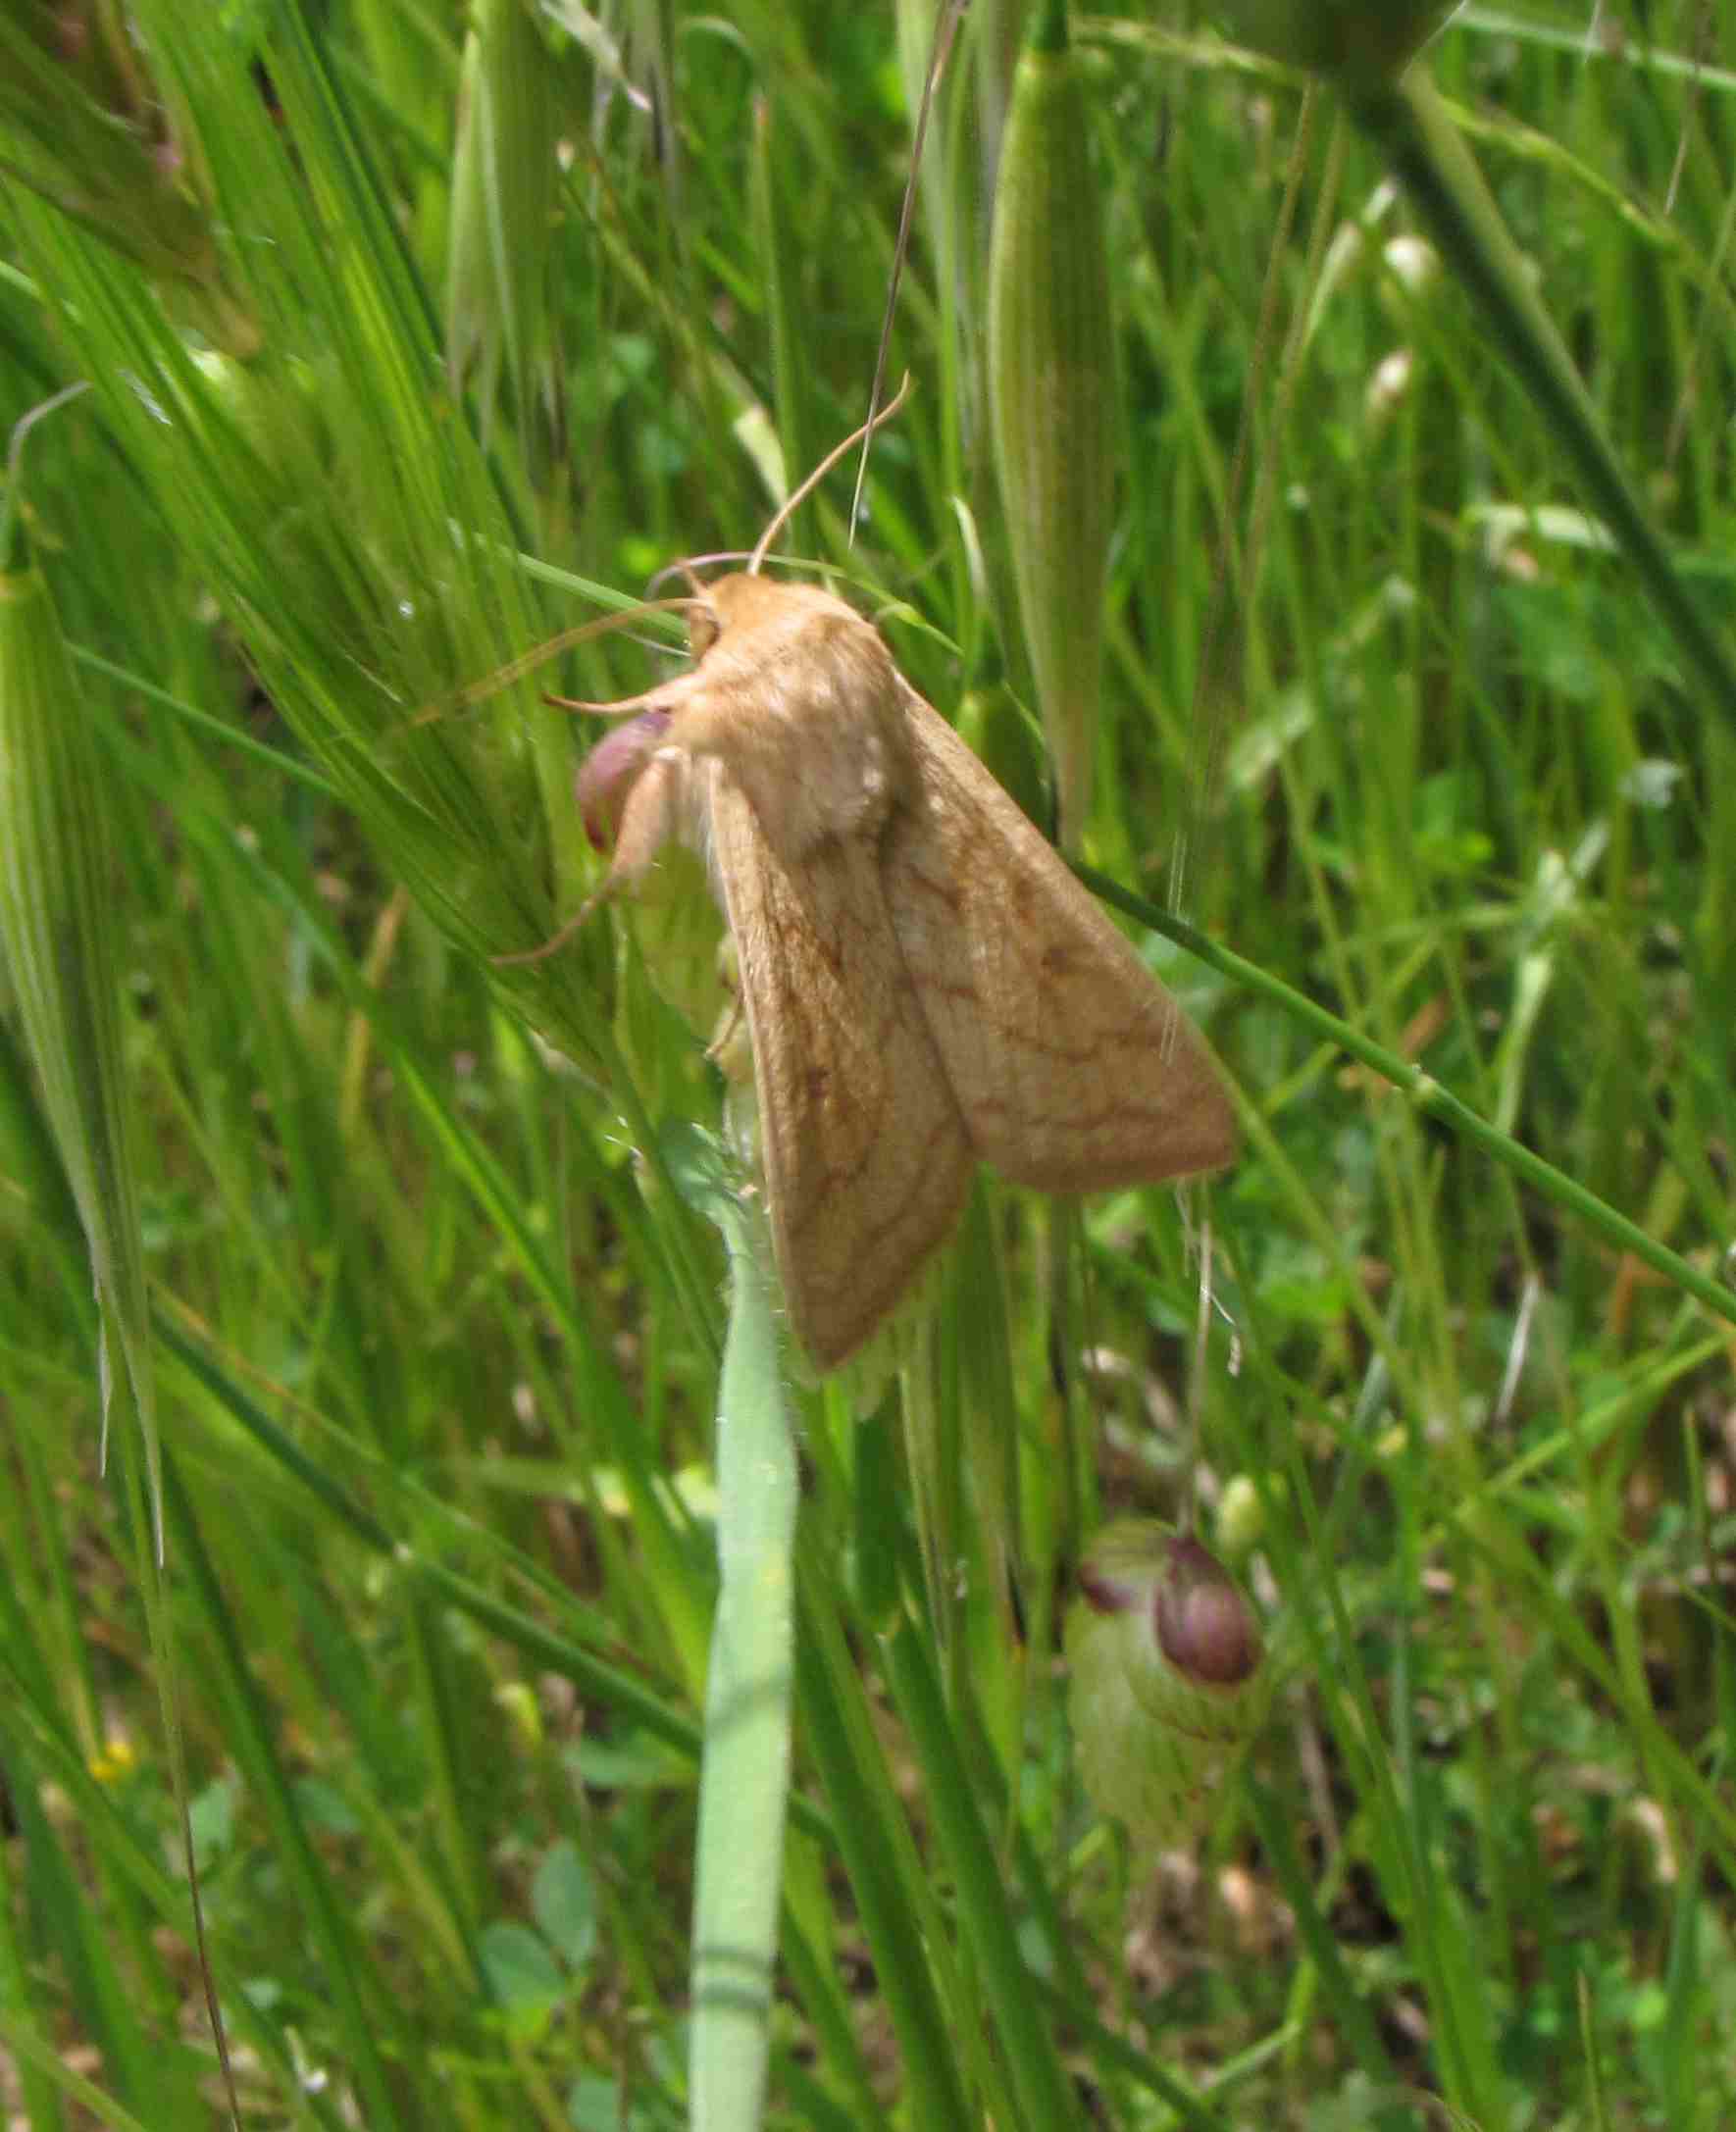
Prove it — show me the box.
[884,684,1238,1192]
[709,771,974,1369]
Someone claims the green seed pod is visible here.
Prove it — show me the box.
[1066,1523,1265,1849]
[1221,0,1461,87]
[986,5,1114,852]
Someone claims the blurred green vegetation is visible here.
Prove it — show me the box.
[1,2,1734,2126]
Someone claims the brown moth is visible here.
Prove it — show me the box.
[547,570,1236,1371]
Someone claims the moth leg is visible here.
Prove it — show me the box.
[706,990,746,1065]
[606,748,689,888]
[494,751,687,968]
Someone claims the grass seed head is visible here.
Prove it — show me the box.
[1068,1521,1267,1849]
[987,14,1115,852]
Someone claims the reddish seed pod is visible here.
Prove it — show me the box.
[1153,1535,1263,1688]
[1067,1521,1267,1850]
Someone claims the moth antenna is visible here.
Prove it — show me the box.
[646,552,751,596]
[412,597,697,726]
[848,0,969,543]
[543,691,660,717]
[747,372,915,575]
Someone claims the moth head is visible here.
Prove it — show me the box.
[701,571,867,646]
[560,574,723,838]
[638,565,825,664]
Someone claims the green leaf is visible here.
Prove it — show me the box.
[480,1920,565,2037]
[532,1840,598,1973]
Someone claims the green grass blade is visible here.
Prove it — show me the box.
[667,1125,796,2126]
[793,1556,975,2130]
[161,1457,413,2130]
[883,1617,1083,2132]
[1080,863,1736,1335]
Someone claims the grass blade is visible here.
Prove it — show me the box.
[668,1126,797,2127]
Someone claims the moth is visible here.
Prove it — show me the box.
[536,568,1237,1371]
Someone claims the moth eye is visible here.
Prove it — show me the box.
[688,605,720,657]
